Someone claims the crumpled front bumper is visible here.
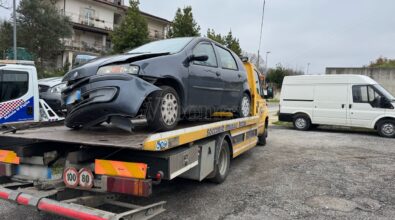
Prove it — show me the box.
[63,74,160,128]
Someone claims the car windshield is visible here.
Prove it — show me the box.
[373,84,395,101]
[128,37,193,54]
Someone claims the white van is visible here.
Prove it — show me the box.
[279,74,395,138]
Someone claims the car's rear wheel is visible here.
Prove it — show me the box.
[293,114,311,131]
[377,120,395,138]
[146,86,180,131]
[236,93,251,118]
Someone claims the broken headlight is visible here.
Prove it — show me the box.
[97,64,140,75]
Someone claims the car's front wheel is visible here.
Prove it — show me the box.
[146,86,180,131]
[377,120,395,138]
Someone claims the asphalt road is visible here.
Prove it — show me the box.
[1,125,395,219]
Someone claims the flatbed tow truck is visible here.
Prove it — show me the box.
[0,60,269,220]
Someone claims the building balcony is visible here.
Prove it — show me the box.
[63,39,111,55]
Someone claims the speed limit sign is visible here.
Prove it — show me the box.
[78,168,94,189]
[63,167,79,188]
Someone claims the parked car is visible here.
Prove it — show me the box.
[279,74,395,138]
[62,37,251,131]
[38,77,65,113]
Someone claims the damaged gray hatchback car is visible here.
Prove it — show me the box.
[62,37,251,131]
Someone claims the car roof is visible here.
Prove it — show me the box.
[38,77,63,87]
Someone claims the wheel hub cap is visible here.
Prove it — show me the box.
[241,97,250,117]
[161,93,178,126]
[382,123,395,136]
[296,118,306,129]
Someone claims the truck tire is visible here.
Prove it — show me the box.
[257,128,267,146]
[146,86,180,131]
[377,120,395,138]
[293,114,311,131]
[210,140,231,184]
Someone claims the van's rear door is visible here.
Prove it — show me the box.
[0,68,35,124]
[313,84,348,125]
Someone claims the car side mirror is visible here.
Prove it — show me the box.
[381,97,393,108]
[190,54,209,62]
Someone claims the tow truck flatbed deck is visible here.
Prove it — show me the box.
[1,116,260,151]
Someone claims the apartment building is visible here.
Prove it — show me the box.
[54,0,171,69]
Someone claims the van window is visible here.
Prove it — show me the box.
[0,70,29,102]
[353,85,384,108]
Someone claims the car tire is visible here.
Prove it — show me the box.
[377,120,395,138]
[209,140,231,184]
[257,128,268,146]
[146,86,180,131]
[293,114,311,131]
[236,93,251,118]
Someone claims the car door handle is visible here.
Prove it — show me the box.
[216,72,221,77]
[341,104,345,109]
[237,73,242,78]
[349,104,352,109]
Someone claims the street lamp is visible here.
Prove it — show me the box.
[265,51,271,70]
[13,0,17,60]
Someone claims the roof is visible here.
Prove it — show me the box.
[283,74,378,85]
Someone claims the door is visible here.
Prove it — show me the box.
[214,45,243,110]
[0,69,34,124]
[188,42,223,113]
[349,85,386,128]
[313,84,348,125]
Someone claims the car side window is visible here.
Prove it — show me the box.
[215,46,238,70]
[352,85,384,108]
[0,70,29,102]
[192,42,218,67]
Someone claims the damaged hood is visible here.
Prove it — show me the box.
[63,52,169,82]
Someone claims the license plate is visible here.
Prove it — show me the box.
[66,90,81,105]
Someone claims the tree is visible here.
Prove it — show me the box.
[266,64,303,88]
[224,31,242,56]
[17,0,72,70]
[207,28,225,44]
[168,6,200,38]
[206,29,242,56]
[111,0,149,53]
[0,20,12,59]
[369,57,395,68]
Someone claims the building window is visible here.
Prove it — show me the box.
[154,30,159,39]
[83,8,95,26]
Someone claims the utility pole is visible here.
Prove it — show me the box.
[306,63,311,75]
[265,51,271,70]
[13,0,17,60]
[257,0,266,68]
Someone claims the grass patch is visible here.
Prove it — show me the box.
[266,99,280,103]
[272,121,292,127]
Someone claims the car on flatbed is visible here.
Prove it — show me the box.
[62,37,252,131]
[0,59,269,220]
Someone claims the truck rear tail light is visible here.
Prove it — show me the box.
[104,176,152,197]
[0,150,20,164]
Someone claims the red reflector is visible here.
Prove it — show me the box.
[0,191,9,199]
[107,176,152,197]
[16,195,29,205]
[38,201,107,220]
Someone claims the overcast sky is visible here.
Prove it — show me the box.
[2,0,395,74]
